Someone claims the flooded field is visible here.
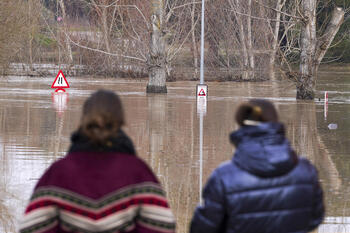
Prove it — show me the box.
[0,73,350,233]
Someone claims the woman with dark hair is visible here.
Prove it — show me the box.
[20,90,176,233]
[190,99,324,233]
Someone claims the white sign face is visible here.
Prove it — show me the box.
[53,73,68,87]
[196,84,208,115]
[197,96,207,115]
[197,84,208,97]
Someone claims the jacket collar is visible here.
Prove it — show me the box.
[69,129,136,155]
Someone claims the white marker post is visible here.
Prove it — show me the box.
[197,0,207,205]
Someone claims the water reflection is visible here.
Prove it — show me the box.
[318,217,350,233]
[51,92,68,116]
[0,74,350,232]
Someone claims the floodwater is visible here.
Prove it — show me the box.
[0,72,350,233]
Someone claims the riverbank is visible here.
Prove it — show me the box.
[2,63,87,77]
[2,63,349,82]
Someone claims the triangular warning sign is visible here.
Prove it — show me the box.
[198,88,206,96]
[51,70,70,89]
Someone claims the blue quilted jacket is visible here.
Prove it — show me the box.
[190,122,324,233]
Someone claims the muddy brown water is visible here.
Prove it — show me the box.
[0,73,350,233]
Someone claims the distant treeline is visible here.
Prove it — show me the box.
[42,0,350,64]
[1,0,350,79]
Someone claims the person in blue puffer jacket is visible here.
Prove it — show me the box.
[190,99,324,233]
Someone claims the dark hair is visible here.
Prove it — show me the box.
[80,90,125,145]
[235,99,278,126]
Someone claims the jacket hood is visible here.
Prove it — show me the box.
[230,122,297,177]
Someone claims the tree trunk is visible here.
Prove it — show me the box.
[246,0,255,78]
[297,1,344,99]
[101,4,113,72]
[298,0,317,99]
[233,0,250,80]
[190,0,199,78]
[102,6,111,54]
[269,0,284,76]
[147,0,167,93]
[28,0,34,71]
[58,0,73,64]
[314,7,345,72]
[238,16,249,80]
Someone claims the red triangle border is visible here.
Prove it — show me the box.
[51,70,70,89]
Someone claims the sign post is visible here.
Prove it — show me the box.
[197,0,207,205]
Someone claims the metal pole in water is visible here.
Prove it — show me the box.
[197,0,206,205]
[197,98,206,205]
[199,113,203,204]
[199,0,205,85]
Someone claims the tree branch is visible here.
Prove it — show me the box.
[65,32,147,62]
[253,0,304,21]
[315,7,345,67]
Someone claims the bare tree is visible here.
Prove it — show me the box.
[61,0,195,92]
[57,0,73,64]
[205,0,276,80]
[297,3,344,99]
[147,0,167,93]
[201,0,345,98]
[0,0,41,72]
[3,0,345,96]
[281,0,345,99]
[219,0,345,99]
